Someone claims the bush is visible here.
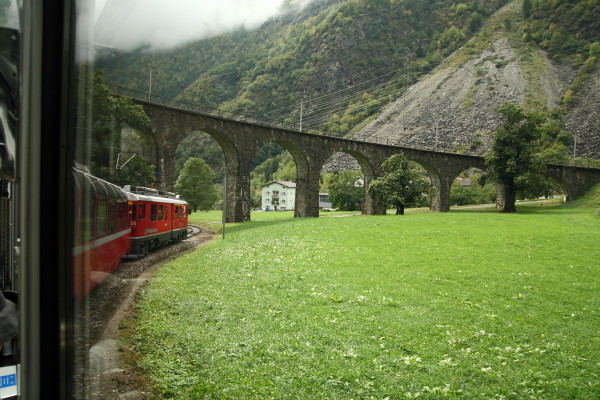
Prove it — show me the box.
[450,174,496,206]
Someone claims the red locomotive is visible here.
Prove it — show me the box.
[124,185,189,257]
[72,166,188,297]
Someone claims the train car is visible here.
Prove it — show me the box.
[71,167,131,298]
[124,185,189,258]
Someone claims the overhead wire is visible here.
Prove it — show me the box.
[222,60,415,123]
[250,64,419,132]
[297,66,422,130]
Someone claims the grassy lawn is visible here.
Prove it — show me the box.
[129,204,599,399]
[187,209,363,233]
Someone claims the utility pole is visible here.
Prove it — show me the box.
[222,172,227,240]
[573,133,577,165]
[435,120,439,151]
[148,68,152,101]
[299,99,303,132]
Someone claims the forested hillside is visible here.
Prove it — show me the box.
[99,0,509,136]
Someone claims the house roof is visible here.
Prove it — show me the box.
[262,180,297,188]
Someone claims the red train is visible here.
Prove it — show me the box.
[125,185,189,257]
[72,166,189,297]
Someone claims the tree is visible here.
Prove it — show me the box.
[484,102,545,212]
[522,0,532,18]
[174,158,218,211]
[117,154,155,187]
[272,156,297,182]
[85,69,151,183]
[450,173,496,206]
[368,153,431,215]
[174,131,225,181]
[328,170,363,211]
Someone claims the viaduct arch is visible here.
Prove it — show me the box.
[134,99,600,222]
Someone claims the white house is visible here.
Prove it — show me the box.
[261,181,332,211]
[261,181,296,211]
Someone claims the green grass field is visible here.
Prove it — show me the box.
[128,200,599,399]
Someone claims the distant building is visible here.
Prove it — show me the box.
[319,193,332,209]
[261,181,331,211]
[454,177,471,186]
[261,181,296,211]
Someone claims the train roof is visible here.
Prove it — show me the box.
[125,191,189,206]
[73,166,128,201]
[73,167,188,205]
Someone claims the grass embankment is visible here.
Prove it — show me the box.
[562,183,600,209]
[130,201,599,399]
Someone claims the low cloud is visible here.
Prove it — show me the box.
[94,0,319,51]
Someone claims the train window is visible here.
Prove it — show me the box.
[165,206,169,219]
[139,203,146,219]
[120,201,127,229]
[131,204,136,220]
[150,204,157,221]
[158,204,163,220]
[96,195,107,238]
[93,178,109,201]
[174,206,179,219]
[108,199,117,234]
[79,176,95,243]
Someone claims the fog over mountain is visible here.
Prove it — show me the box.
[94,0,321,51]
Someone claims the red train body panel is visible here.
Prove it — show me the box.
[72,169,189,297]
[72,231,130,298]
[72,167,131,298]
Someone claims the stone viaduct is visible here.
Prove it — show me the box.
[131,98,600,223]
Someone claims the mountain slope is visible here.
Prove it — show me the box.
[98,0,510,133]
[98,0,600,169]
[355,0,599,158]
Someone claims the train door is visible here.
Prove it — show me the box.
[173,205,178,235]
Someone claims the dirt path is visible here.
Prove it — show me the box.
[77,227,214,399]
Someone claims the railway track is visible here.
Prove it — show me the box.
[187,224,202,238]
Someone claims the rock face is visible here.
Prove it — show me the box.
[562,71,600,159]
[353,37,586,158]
